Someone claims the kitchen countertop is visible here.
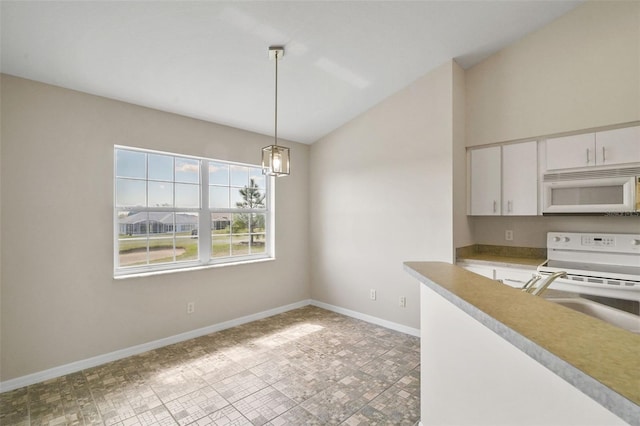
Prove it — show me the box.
[404,261,640,426]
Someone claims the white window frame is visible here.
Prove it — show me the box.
[114,145,272,278]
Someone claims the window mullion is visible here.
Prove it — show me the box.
[267,176,274,257]
[199,160,211,261]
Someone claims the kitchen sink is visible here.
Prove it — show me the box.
[545,297,640,334]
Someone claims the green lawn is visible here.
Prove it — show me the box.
[119,229,265,266]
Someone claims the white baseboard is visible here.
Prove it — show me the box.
[0,299,311,393]
[0,299,419,393]
[310,300,420,337]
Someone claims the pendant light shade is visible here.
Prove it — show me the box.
[262,46,290,177]
[262,144,290,177]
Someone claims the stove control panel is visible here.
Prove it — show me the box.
[547,232,640,254]
[581,235,615,247]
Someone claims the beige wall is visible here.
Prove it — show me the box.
[0,75,310,381]
[466,0,640,147]
[452,62,473,250]
[310,61,461,329]
[465,1,640,247]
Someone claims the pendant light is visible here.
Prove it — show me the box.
[262,46,290,177]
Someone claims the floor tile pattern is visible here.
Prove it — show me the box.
[1,306,420,425]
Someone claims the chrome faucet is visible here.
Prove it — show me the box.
[521,275,543,293]
[522,271,567,296]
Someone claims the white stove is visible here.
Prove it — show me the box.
[537,232,640,302]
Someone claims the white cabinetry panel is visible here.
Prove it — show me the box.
[470,146,501,215]
[546,125,640,171]
[462,264,495,279]
[494,268,537,288]
[502,141,538,215]
[469,142,538,216]
[460,263,537,289]
[595,126,640,166]
[546,133,595,170]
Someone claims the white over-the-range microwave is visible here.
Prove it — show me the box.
[542,168,640,214]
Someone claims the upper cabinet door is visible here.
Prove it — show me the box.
[545,133,595,170]
[470,146,501,215]
[502,141,538,215]
[595,126,640,166]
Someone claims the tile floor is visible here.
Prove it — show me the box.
[0,306,420,425]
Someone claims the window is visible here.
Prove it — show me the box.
[114,146,271,276]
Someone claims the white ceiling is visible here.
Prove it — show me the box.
[1,1,582,144]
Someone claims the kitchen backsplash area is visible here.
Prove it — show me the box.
[457,244,546,261]
[470,215,640,248]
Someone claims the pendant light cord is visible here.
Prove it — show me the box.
[274,50,279,148]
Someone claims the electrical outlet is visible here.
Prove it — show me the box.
[370,289,377,301]
[399,296,407,308]
[505,230,514,241]
[187,302,195,314]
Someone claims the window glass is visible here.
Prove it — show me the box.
[115,147,270,276]
[116,210,200,268]
[175,183,199,208]
[230,165,249,187]
[212,235,230,258]
[116,149,146,178]
[209,186,230,209]
[116,179,146,207]
[209,162,229,186]
[249,213,266,254]
[210,178,266,260]
[148,182,173,207]
[176,158,199,183]
[118,210,148,267]
[249,168,266,190]
[148,154,173,181]
[148,236,176,265]
[231,188,245,208]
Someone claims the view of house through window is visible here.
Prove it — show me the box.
[208,160,267,258]
[115,147,270,275]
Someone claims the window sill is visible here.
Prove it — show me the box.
[114,256,274,280]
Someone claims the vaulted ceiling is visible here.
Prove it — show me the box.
[1,1,582,144]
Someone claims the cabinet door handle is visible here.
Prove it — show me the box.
[493,200,497,213]
[507,200,513,213]
[602,146,606,163]
[586,148,590,164]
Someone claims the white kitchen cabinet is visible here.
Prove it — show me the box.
[470,146,501,215]
[502,141,538,215]
[461,264,495,279]
[545,133,595,170]
[546,125,640,171]
[469,141,538,216]
[494,267,537,288]
[595,126,640,166]
[459,263,537,289]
